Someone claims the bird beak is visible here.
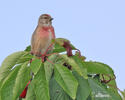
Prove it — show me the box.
[50,18,54,21]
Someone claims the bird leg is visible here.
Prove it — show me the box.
[39,43,56,62]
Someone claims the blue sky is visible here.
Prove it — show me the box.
[0,0,125,90]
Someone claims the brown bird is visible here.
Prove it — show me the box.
[31,14,55,57]
[20,14,56,98]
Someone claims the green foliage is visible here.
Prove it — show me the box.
[88,78,121,100]
[0,38,123,100]
[119,90,125,100]
[1,65,21,100]
[82,62,114,75]
[54,64,78,99]
[73,72,91,100]
[32,65,50,100]
[30,58,42,75]
[24,81,36,100]
[0,51,27,82]
[49,75,72,100]
[13,61,32,100]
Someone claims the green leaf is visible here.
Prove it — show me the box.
[13,62,31,100]
[49,75,72,100]
[82,61,114,75]
[0,81,2,100]
[100,74,121,98]
[54,54,65,65]
[53,43,66,53]
[52,38,70,46]
[61,55,84,77]
[86,62,121,98]
[87,95,92,100]
[52,38,76,53]
[24,81,36,100]
[54,64,78,99]
[44,54,58,83]
[108,89,122,100]
[33,64,50,100]
[0,51,27,82]
[0,65,21,100]
[16,52,33,64]
[30,58,42,75]
[73,72,91,100]
[88,78,122,100]
[25,45,31,52]
[72,56,88,79]
[119,90,125,100]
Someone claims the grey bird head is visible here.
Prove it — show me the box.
[38,14,53,27]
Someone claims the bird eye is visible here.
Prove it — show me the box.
[44,17,48,19]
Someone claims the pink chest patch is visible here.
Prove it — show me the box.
[38,27,50,38]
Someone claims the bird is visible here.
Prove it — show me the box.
[31,14,55,58]
[20,14,56,99]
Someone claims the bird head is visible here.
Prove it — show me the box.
[38,14,53,27]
